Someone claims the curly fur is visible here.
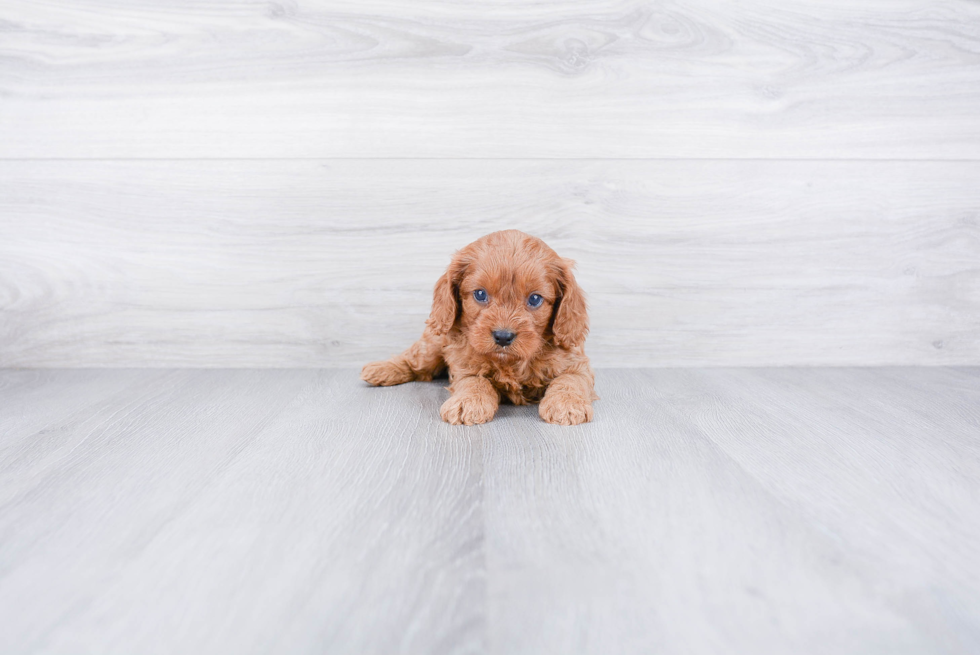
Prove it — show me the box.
[361,230,597,425]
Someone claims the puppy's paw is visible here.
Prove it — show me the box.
[361,360,413,386]
[539,392,593,426]
[440,393,497,425]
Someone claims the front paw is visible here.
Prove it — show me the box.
[361,360,412,386]
[440,393,497,425]
[539,392,593,425]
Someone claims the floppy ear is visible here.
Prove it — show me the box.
[426,250,469,335]
[550,257,589,349]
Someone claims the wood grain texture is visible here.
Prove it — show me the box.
[484,367,980,653]
[0,369,485,654]
[1,368,978,653]
[2,160,978,367]
[1,0,979,158]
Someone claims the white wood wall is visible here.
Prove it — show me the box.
[1,0,978,367]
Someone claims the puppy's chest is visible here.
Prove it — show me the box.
[488,369,548,405]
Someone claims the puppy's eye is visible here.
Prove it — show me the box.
[527,293,544,308]
[473,289,488,303]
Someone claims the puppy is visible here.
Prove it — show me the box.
[361,230,596,425]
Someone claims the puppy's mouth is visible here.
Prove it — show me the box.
[490,345,518,360]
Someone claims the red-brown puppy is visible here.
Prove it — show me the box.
[361,230,596,425]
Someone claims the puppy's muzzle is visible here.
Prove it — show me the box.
[492,329,516,347]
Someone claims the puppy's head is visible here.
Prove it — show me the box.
[427,230,588,362]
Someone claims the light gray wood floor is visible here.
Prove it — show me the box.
[1,368,978,654]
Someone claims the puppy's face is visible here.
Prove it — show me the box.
[428,230,588,363]
[458,251,555,362]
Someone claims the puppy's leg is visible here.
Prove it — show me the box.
[539,370,595,425]
[440,375,499,425]
[361,327,446,386]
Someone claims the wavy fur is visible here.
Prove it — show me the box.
[361,230,596,425]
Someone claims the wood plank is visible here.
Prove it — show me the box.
[5,368,977,652]
[2,0,979,158]
[483,368,980,652]
[0,369,484,654]
[2,159,978,367]
[0,369,176,483]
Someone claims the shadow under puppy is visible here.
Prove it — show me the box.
[362,230,597,425]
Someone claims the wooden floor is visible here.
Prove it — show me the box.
[1,368,978,654]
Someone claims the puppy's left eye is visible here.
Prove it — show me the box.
[527,293,544,308]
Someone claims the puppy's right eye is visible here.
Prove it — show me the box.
[473,289,488,303]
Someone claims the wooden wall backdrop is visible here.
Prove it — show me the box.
[1,0,978,367]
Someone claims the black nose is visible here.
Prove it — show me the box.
[492,330,516,347]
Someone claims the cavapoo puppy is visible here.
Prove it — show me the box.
[361,230,596,425]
